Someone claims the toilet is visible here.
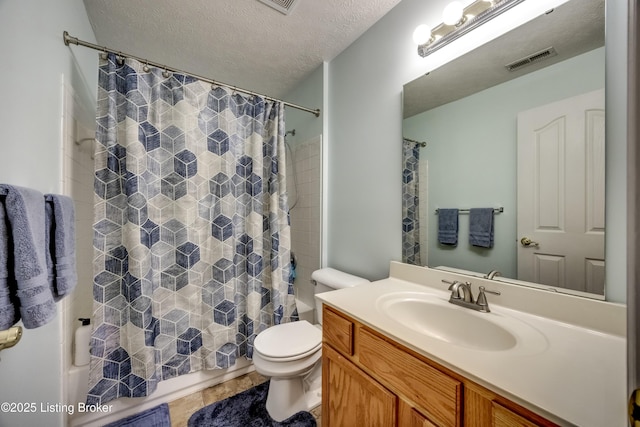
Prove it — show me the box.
[252,267,370,422]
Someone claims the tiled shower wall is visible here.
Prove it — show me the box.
[287,136,323,315]
[61,82,96,372]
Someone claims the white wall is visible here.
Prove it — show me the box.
[0,1,97,426]
[325,0,628,302]
[604,0,629,303]
[284,64,324,146]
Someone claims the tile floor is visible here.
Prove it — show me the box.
[168,371,322,426]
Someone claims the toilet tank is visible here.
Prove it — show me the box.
[311,268,370,324]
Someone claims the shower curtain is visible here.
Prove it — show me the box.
[87,53,296,405]
[402,139,421,265]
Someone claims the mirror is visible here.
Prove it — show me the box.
[402,0,606,298]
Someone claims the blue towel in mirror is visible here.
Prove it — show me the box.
[469,208,494,248]
[438,208,459,245]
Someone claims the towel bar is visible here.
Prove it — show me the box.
[435,207,504,214]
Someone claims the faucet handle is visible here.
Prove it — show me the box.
[479,286,500,296]
[442,279,463,300]
[476,286,501,312]
[443,280,459,299]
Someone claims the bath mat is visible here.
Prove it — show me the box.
[188,381,317,427]
[104,403,171,427]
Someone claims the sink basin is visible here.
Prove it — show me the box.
[376,292,547,353]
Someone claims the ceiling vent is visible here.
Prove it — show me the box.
[505,47,558,72]
[257,0,299,15]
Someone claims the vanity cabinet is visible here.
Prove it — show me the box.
[321,305,558,427]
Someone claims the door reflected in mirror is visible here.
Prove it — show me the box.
[402,0,606,298]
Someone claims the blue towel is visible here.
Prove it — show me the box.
[2,185,56,329]
[45,194,77,300]
[469,208,494,248]
[0,199,19,329]
[438,208,459,245]
[44,201,55,297]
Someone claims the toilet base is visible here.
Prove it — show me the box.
[264,362,322,422]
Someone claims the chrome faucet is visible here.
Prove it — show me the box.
[484,269,502,280]
[447,280,473,302]
[442,280,500,313]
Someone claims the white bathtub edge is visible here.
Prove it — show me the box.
[67,358,254,427]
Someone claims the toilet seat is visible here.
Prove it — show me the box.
[254,320,322,362]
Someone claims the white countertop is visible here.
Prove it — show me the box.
[316,264,626,427]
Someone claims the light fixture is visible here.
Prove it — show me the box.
[414,0,526,57]
[442,1,465,26]
[412,24,432,45]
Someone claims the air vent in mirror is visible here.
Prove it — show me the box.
[505,47,558,72]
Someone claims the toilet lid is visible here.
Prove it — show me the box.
[254,320,322,359]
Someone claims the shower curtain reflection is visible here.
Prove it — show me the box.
[402,139,421,265]
[87,53,296,406]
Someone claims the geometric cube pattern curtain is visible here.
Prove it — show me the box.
[87,53,296,405]
[402,139,421,265]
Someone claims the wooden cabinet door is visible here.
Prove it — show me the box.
[358,327,461,427]
[399,399,438,427]
[322,344,396,427]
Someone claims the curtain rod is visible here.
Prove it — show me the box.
[63,31,321,117]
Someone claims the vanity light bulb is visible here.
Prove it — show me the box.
[442,1,464,26]
[413,24,432,45]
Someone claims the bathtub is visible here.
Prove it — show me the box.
[64,298,313,426]
[66,358,254,426]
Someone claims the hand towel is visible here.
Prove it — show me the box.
[469,208,494,248]
[2,185,56,329]
[45,194,77,299]
[45,201,55,296]
[437,208,459,245]
[0,198,19,329]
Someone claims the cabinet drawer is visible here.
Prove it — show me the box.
[358,327,461,427]
[322,306,354,356]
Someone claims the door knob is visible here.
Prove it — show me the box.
[520,237,539,247]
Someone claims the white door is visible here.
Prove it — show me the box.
[517,89,605,294]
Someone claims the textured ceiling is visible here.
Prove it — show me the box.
[83,0,402,100]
